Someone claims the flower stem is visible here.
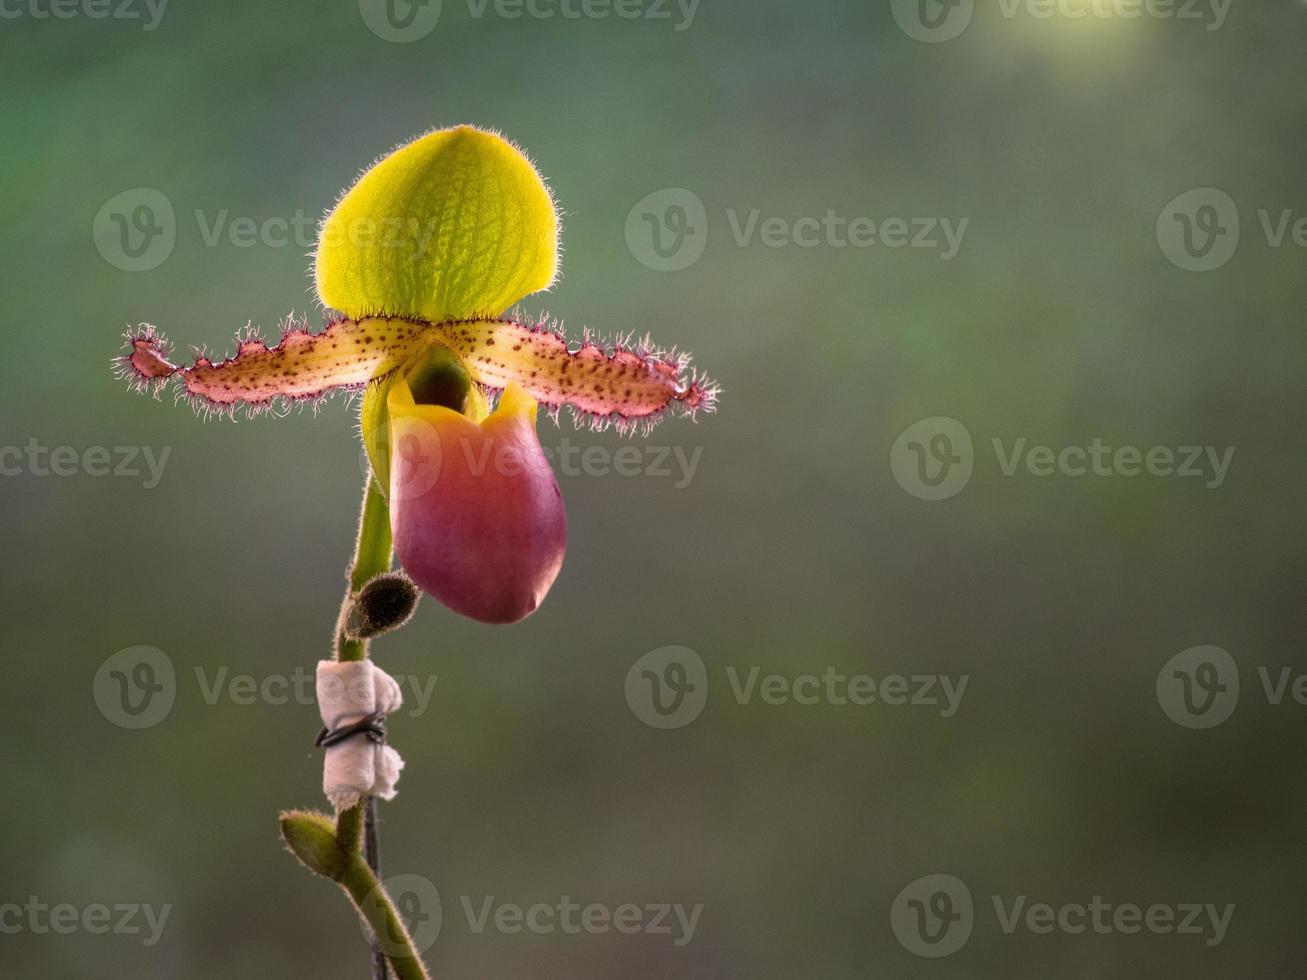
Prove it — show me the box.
[340,474,394,660]
[334,474,392,863]
[365,796,387,980]
[329,473,427,980]
[339,848,431,980]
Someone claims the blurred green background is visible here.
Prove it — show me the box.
[2,1,1305,976]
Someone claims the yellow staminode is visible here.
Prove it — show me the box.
[315,125,558,323]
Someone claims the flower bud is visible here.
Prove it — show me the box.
[279,809,349,881]
[345,573,421,640]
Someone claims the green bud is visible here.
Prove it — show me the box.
[279,810,349,881]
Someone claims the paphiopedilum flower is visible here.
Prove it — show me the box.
[116,125,717,623]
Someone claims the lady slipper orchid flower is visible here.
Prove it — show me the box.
[115,125,717,623]
[385,355,567,623]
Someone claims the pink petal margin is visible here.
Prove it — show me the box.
[113,315,432,419]
[437,313,720,436]
[114,312,720,431]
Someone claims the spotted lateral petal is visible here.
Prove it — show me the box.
[114,315,435,417]
[433,315,719,434]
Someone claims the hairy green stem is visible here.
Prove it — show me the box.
[339,474,394,661]
[334,474,392,868]
[280,809,429,980]
[340,849,431,980]
[324,473,426,979]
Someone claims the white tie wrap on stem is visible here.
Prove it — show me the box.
[316,659,405,812]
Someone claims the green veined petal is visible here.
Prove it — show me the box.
[315,125,558,323]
